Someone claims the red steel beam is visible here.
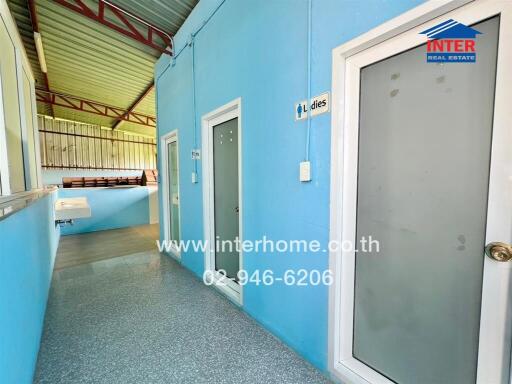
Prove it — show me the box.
[35,88,156,128]
[38,129,155,145]
[53,0,173,55]
[112,82,154,130]
[28,0,55,117]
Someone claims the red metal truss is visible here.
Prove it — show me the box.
[53,0,173,55]
[112,81,154,130]
[36,88,156,128]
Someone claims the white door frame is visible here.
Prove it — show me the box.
[161,130,181,259]
[328,1,512,383]
[201,97,243,305]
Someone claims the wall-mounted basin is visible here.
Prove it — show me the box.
[55,197,91,221]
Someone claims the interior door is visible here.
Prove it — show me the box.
[213,117,239,280]
[354,16,498,384]
[332,2,512,384]
[166,135,180,245]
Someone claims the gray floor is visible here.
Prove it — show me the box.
[34,249,332,383]
[54,224,159,270]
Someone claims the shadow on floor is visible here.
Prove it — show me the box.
[54,224,159,270]
[35,249,332,383]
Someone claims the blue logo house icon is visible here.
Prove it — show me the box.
[420,19,482,63]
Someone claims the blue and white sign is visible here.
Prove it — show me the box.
[295,92,330,121]
[420,19,482,63]
[191,149,200,160]
[295,100,308,121]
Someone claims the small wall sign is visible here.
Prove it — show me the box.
[295,100,308,121]
[191,149,200,160]
[295,92,330,121]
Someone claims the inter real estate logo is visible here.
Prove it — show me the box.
[420,19,481,63]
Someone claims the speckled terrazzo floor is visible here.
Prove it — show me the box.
[34,250,332,384]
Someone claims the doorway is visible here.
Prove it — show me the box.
[329,1,512,383]
[202,98,242,304]
[162,130,181,258]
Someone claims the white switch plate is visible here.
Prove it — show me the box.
[300,161,311,182]
[191,172,198,183]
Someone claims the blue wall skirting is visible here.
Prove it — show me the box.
[155,0,424,371]
[0,191,60,384]
[58,187,151,235]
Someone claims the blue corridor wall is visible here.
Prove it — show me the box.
[58,187,151,235]
[155,0,424,371]
[0,192,60,384]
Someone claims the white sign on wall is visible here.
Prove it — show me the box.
[191,149,200,160]
[310,92,330,116]
[294,92,330,121]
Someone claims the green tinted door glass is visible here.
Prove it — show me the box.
[167,140,180,242]
[213,118,239,279]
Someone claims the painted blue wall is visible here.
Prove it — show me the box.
[58,187,150,235]
[0,192,60,384]
[155,0,424,371]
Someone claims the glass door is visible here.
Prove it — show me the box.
[213,117,239,280]
[330,2,512,383]
[201,98,242,303]
[353,16,498,384]
[164,132,180,254]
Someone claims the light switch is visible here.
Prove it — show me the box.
[300,161,311,182]
[191,172,198,183]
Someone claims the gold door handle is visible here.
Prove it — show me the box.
[485,242,512,262]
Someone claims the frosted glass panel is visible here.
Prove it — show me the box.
[353,17,499,384]
[0,18,25,193]
[213,118,239,279]
[167,141,180,242]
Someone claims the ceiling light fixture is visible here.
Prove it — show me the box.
[34,32,47,73]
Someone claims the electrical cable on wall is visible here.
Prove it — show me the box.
[305,0,312,162]
[163,0,312,180]
[191,34,198,178]
[157,0,228,183]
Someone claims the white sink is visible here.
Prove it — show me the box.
[55,197,91,221]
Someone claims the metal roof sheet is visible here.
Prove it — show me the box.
[7,0,197,136]
[8,0,52,115]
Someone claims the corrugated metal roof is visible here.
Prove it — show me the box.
[132,86,155,116]
[7,0,52,115]
[7,0,198,136]
[110,0,196,36]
